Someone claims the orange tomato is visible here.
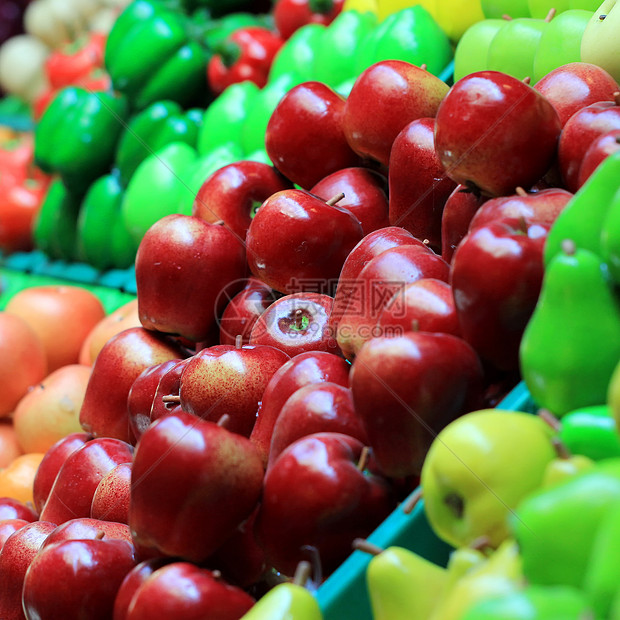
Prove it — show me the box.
[0,452,45,506]
[0,312,47,418]
[4,285,106,373]
[13,364,91,454]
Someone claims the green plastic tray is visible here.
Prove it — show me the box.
[315,380,536,620]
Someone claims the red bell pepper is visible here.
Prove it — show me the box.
[273,0,345,40]
[207,26,285,95]
[44,32,107,90]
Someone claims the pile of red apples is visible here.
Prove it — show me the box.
[2,58,620,619]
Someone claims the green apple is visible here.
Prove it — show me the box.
[581,0,620,82]
[532,9,594,83]
[528,0,570,18]
[487,17,551,80]
[420,409,556,550]
[541,453,595,488]
[454,18,506,80]
[481,0,530,18]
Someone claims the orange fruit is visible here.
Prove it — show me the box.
[0,312,47,418]
[0,452,45,506]
[0,420,23,468]
[5,285,106,373]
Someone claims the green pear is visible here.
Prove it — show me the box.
[239,581,322,620]
[421,409,556,549]
[559,405,620,461]
[459,584,596,619]
[581,0,620,81]
[428,539,524,620]
[366,545,448,620]
[583,497,620,617]
[599,185,620,285]
[520,240,620,417]
[511,458,620,588]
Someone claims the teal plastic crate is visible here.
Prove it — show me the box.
[316,380,536,620]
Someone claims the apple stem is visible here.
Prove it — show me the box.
[213,219,225,226]
[522,76,531,85]
[561,239,577,256]
[162,394,181,404]
[292,560,312,586]
[352,538,384,556]
[551,436,572,460]
[501,14,513,20]
[614,91,620,106]
[515,187,528,197]
[420,63,427,71]
[217,414,230,428]
[544,8,556,22]
[326,192,345,206]
[599,13,607,20]
[357,446,370,471]
[235,334,243,349]
[95,530,105,540]
[401,486,422,515]
[212,570,222,579]
[410,319,420,332]
[537,408,562,432]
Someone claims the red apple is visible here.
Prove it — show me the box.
[265,81,363,189]
[117,562,255,620]
[249,350,351,466]
[218,279,276,346]
[577,129,620,188]
[388,117,457,250]
[267,382,367,468]
[558,94,620,192]
[129,411,264,563]
[440,184,488,263]
[310,167,390,235]
[343,60,450,167]
[178,343,290,437]
[147,358,192,429]
[534,61,620,127]
[255,432,395,577]
[135,214,248,342]
[246,188,364,295]
[249,292,339,357]
[39,437,134,525]
[0,497,37,522]
[335,243,450,360]
[376,278,461,337]
[349,332,484,477]
[42,517,133,548]
[90,462,132,524]
[434,70,562,197]
[451,216,549,371]
[468,186,572,231]
[79,326,187,443]
[22,538,137,620]
[192,160,293,239]
[0,520,56,620]
[0,520,28,551]
[32,432,92,514]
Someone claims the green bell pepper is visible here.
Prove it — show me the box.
[267,22,326,84]
[105,0,210,111]
[115,100,203,186]
[76,173,138,270]
[312,9,378,90]
[33,179,82,261]
[240,72,297,155]
[354,5,452,77]
[34,87,129,194]
[197,80,259,155]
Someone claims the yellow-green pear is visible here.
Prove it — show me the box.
[581,0,620,81]
[366,545,448,620]
[421,409,556,549]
